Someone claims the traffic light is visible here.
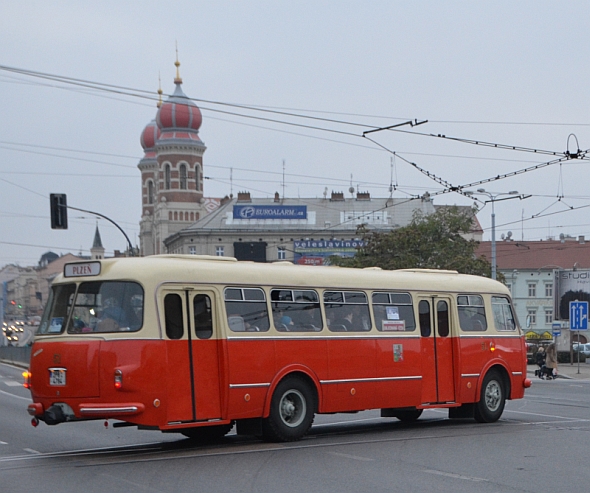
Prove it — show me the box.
[50,193,68,229]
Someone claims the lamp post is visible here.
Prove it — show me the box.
[466,189,521,280]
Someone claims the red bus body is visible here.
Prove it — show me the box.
[27,257,530,440]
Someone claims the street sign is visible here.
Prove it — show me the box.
[569,301,589,330]
[552,322,561,336]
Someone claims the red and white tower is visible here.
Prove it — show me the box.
[139,57,208,255]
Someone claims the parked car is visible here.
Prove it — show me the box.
[573,343,590,357]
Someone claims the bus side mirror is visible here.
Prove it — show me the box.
[50,193,68,230]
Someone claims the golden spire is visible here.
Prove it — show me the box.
[157,72,163,108]
[174,41,182,84]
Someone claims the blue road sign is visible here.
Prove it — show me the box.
[569,301,589,330]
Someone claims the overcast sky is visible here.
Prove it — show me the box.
[2,1,589,267]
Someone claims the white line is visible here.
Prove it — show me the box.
[504,409,587,420]
[423,469,488,482]
[0,441,7,445]
[3,380,22,387]
[23,448,41,454]
[0,388,31,401]
[328,451,374,461]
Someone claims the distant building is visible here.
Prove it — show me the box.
[138,61,481,260]
[477,235,590,344]
[164,191,443,263]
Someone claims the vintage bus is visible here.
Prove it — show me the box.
[25,255,531,442]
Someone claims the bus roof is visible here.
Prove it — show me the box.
[58,255,509,296]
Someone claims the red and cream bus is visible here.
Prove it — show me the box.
[25,255,531,442]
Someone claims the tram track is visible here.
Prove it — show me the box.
[0,415,568,471]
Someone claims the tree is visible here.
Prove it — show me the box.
[330,206,497,279]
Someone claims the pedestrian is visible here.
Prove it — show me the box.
[535,346,546,378]
[545,342,558,379]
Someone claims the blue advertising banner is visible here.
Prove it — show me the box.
[233,205,307,220]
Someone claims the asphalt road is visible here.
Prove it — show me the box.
[2,361,590,493]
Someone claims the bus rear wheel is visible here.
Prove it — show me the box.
[262,376,316,442]
[474,370,505,423]
[181,422,234,442]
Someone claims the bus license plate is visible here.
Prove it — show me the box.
[49,368,66,386]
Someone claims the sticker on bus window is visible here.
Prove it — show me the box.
[386,306,400,320]
[48,317,64,333]
[383,320,405,331]
[393,344,404,362]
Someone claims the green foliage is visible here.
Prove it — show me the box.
[331,205,496,279]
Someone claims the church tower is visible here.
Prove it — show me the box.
[90,225,105,260]
[139,57,208,255]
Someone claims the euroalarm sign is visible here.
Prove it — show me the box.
[233,205,307,220]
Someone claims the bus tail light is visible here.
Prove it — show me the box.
[489,342,496,352]
[22,370,31,389]
[114,369,123,390]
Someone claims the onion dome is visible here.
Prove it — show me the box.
[156,82,202,132]
[156,56,202,134]
[140,119,160,151]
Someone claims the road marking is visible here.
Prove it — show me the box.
[0,441,7,445]
[23,448,41,454]
[0,388,31,401]
[423,469,488,482]
[328,451,374,461]
[505,409,588,421]
[3,380,22,387]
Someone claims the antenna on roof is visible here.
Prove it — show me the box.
[282,159,286,200]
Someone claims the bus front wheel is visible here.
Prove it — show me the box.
[262,376,316,442]
[474,370,505,423]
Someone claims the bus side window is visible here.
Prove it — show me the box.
[457,295,487,332]
[194,294,213,339]
[419,300,431,337]
[164,293,184,340]
[224,287,270,332]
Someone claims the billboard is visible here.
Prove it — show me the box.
[293,239,365,266]
[554,269,590,320]
[233,205,307,220]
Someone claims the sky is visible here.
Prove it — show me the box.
[1,1,590,267]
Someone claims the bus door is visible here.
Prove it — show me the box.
[162,289,222,423]
[418,296,455,404]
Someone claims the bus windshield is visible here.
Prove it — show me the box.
[38,281,144,334]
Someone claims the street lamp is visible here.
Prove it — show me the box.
[466,189,521,280]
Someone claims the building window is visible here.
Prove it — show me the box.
[505,283,512,294]
[195,165,201,191]
[179,164,187,190]
[147,180,154,204]
[189,246,196,255]
[278,247,286,260]
[545,309,553,325]
[545,283,553,298]
[528,283,536,298]
[216,246,224,257]
[527,309,536,326]
[165,164,171,190]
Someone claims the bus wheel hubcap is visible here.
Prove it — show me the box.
[280,390,306,428]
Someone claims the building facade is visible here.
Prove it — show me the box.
[164,191,445,263]
[477,235,590,345]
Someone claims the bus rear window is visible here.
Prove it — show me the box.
[67,281,144,333]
